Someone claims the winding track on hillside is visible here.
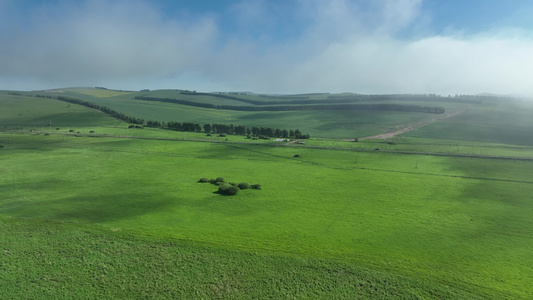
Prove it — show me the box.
[359,107,469,140]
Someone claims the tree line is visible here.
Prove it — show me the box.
[135,96,445,114]
[148,120,310,139]
[178,91,469,107]
[175,92,452,107]
[326,94,482,104]
[33,94,310,139]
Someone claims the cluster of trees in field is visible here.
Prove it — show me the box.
[198,177,261,196]
[134,96,445,114]
[146,120,310,139]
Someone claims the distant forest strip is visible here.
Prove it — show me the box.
[135,96,446,114]
[32,94,310,139]
[180,91,316,105]
[179,91,481,106]
[326,94,483,104]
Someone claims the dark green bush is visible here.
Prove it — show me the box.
[198,178,209,183]
[226,186,240,195]
[215,177,225,184]
[218,184,230,193]
[251,184,262,190]
[238,182,250,189]
[218,184,240,195]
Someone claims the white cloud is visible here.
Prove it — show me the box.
[0,0,217,90]
[2,0,533,96]
[208,0,533,96]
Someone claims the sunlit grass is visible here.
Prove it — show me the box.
[2,91,533,298]
[2,133,532,298]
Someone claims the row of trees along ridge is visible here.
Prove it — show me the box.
[33,94,309,139]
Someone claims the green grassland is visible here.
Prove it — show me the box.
[18,88,470,139]
[1,90,533,298]
[1,133,532,298]
[1,218,477,299]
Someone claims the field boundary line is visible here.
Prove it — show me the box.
[353,166,533,184]
[14,130,533,161]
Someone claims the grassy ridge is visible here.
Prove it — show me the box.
[36,89,463,138]
[2,133,532,298]
[0,94,121,128]
[55,95,439,138]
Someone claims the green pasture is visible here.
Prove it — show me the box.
[2,90,533,298]
[1,133,532,298]
[1,218,476,299]
[26,88,464,139]
[302,137,533,159]
[2,92,531,158]
[52,94,442,138]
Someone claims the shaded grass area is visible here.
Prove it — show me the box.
[1,133,532,298]
[0,218,478,299]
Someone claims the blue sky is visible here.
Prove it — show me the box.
[2,0,533,95]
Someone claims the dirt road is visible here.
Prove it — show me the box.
[359,108,468,140]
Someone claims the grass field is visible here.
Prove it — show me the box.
[1,133,532,298]
[1,218,478,299]
[73,96,441,138]
[1,90,532,298]
[16,88,471,139]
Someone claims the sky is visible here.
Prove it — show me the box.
[2,0,533,95]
